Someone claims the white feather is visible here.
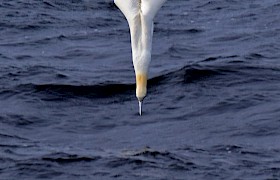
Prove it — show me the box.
[114,0,140,24]
[114,0,166,22]
[114,0,166,74]
[141,0,167,20]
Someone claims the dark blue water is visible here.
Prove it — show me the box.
[1,0,280,179]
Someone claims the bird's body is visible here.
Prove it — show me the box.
[114,0,166,115]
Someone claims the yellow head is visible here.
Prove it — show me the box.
[136,73,148,102]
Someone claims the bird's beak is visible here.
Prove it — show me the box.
[136,74,147,115]
[139,100,142,116]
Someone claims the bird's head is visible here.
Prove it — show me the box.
[136,73,147,102]
[136,73,147,116]
[134,55,150,115]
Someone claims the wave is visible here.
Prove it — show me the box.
[155,27,205,36]
[151,63,280,85]
[0,114,44,127]
[106,147,195,172]
[1,83,135,101]
[35,83,134,97]
[1,63,279,101]
[42,152,99,164]
[4,145,280,179]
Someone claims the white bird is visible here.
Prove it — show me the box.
[114,0,167,115]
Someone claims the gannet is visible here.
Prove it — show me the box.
[114,0,167,115]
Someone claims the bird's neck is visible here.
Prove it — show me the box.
[129,13,154,75]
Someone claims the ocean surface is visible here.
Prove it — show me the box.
[1,0,280,179]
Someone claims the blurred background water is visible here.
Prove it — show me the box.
[1,0,280,179]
